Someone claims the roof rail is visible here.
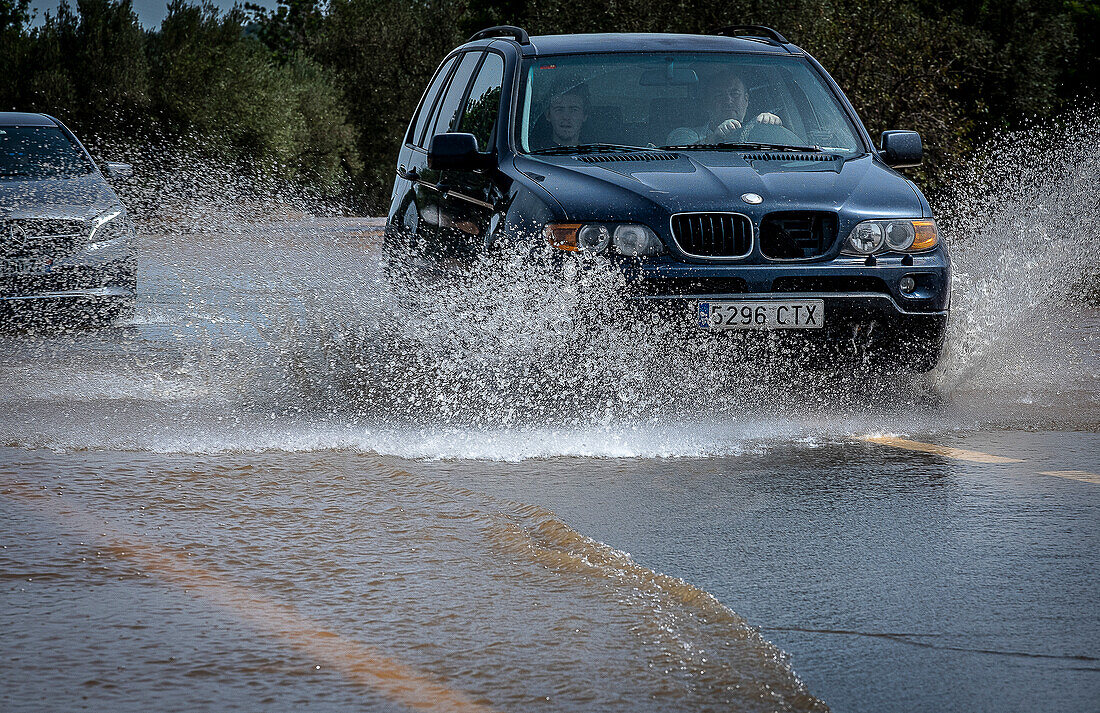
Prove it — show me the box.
[468,25,531,45]
[711,25,790,45]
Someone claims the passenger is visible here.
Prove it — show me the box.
[666,75,782,145]
[543,82,589,147]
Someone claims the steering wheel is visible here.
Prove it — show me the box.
[739,119,805,146]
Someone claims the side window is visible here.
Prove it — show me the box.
[407,55,458,147]
[427,52,482,144]
[458,53,505,152]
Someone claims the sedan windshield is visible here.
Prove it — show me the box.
[515,53,864,155]
[0,126,95,179]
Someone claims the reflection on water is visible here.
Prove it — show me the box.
[1,449,825,712]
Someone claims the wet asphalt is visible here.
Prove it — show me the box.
[417,430,1100,713]
[2,222,1098,711]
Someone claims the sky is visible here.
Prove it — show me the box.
[27,0,277,29]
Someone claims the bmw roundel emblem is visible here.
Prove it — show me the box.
[741,193,763,205]
[9,223,28,245]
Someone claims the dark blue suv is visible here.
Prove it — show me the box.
[386,26,949,371]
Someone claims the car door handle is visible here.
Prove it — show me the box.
[399,167,419,182]
[435,183,450,194]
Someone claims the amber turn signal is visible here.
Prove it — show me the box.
[544,223,581,251]
[910,220,938,251]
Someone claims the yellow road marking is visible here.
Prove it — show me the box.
[1,479,494,713]
[861,436,1025,464]
[1039,470,1100,485]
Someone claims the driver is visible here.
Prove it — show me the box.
[666,75,782,145]
[544,81,589,147]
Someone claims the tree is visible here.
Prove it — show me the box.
[316,0,466,209]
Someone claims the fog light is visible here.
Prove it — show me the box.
[899,276,917,295]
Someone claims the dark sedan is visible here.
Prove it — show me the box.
[1,112,137,324]
[386,26,949,370]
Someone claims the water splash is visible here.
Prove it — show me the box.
[2,116,1098,456]
[928,109,1100,425]
[87,131,349,235]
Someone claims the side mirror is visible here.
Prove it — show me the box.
[428,133,493,171]
[880,131,922,169]
[103,161,133,178]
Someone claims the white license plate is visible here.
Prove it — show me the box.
[1,258,50,274]
[697,300,824,330]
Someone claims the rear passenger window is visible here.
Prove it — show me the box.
[458,53,505,151]
[427,52,481,145]
[407,55,458,147]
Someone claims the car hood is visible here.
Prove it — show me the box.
[0,174,121,221]
[517,151,924,223]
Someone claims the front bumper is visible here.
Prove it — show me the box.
[617,251,950,366]
[1,242,136,326]
[1,245,136,303]
[623,251,949,310]
[631,290,948,338]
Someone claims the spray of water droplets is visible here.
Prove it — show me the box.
[2,115,1097,456]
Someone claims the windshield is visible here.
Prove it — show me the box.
[515,53,865,154]
[0,126,95,179]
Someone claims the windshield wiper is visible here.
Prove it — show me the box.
[660,142,824,153]
[530,143,652,156]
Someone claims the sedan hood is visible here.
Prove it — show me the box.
[0,174,121,221]
[519,151,924,223]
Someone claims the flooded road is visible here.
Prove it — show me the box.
[2,121,1100,712]
[1,219,1097,712]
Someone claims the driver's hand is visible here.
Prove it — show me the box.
[711,118,742,140]
[755,112,782,125]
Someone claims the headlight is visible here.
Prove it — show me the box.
[847,222,884,254]
[578,224,611,253]
[843,218,938,255]
[613,224,663,256]
[544,222,666,257]
[87,208,133,250]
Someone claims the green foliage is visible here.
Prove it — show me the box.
[0,0,1095,209]
[0,0,357,196]
[145,1,358,189]
[3,0,149,130]
[1065,0,1100,95]
[313,0,466,204]
[244,0,324,62]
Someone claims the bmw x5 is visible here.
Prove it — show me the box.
[385,26,949,370]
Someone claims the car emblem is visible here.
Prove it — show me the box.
[741,193,763,205]
[8,223,29,247]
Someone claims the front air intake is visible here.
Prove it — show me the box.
[670,213,752,258]
[760,211,838,259]
[1,218,86,260]
[575,152,680,164]
[742,152,840,163]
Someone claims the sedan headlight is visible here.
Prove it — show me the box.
[87,207,134,250]
[843,218,938,255]
[544,222,666,257]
